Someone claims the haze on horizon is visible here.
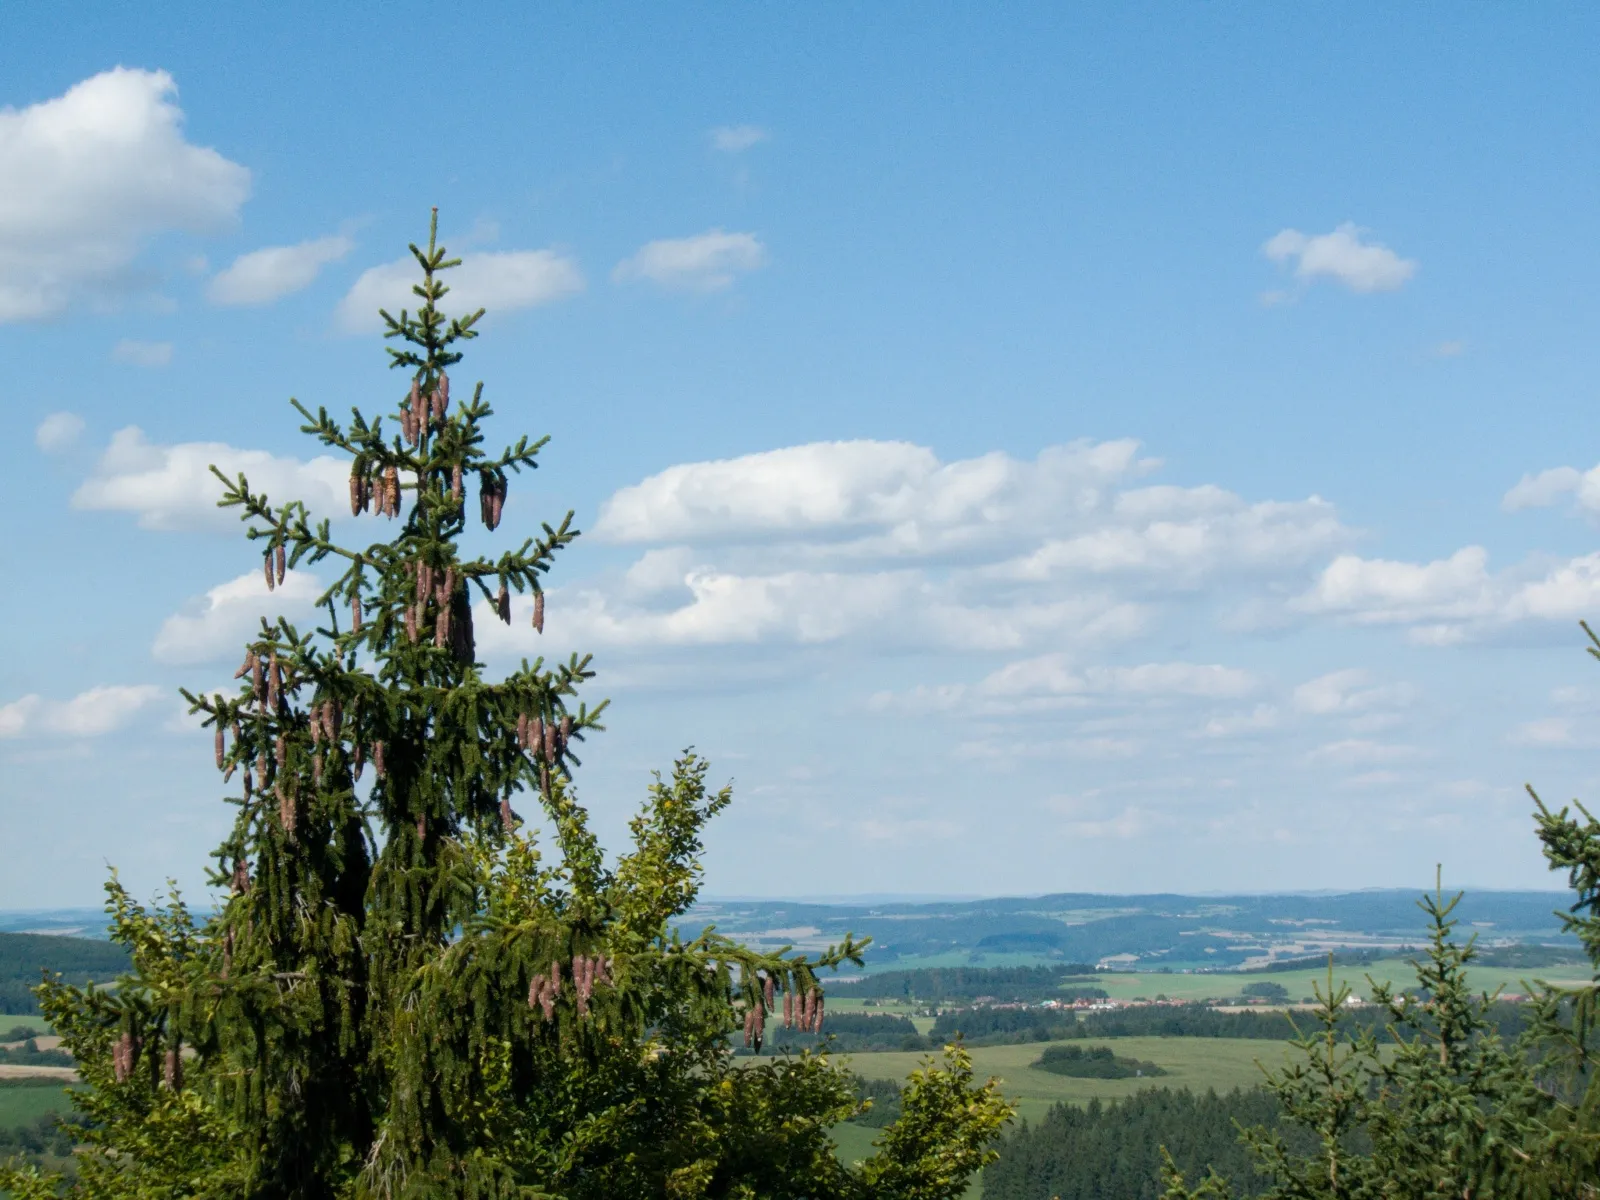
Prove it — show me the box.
[2,5,1599,907]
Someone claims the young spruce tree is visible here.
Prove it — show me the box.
[0,214,1012,1200]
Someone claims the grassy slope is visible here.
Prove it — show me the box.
[840,1037,1293,1127]
[0,1081,77,1129]
[1091,959,1590,1003]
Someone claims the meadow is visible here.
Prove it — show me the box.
[0,1081,77,1130]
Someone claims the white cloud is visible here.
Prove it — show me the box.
[1200,705,1281,738]
[1296,545,1600,642]
[1503,464,1600,517]
[111,338,173,367]
[1293,669,1416,715]
[612,229,767,291]
[152,569,320,664]
[1509,717,1580,748]
[34,411,85,453]
[1261,222,1416,294]
[478,573,1145,655]
[72,426,349,531]
[208,234,352,306]
[596,439,1159,550]
[710,125,769,153]
[0,685,162,738]
[1307,739,1417,766]
[336,248,583,332]
[1296,548,1494,625]
[0,68,250,321]
[979,655,1258,700]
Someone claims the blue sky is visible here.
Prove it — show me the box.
[3,4,1600,906]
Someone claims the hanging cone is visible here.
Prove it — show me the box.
[743,1008,755,1047]
[517,711,529,750]
[351,593,362,634]
[251,653,264,700]
[373,741,386,777]
[559,714,573,752]
[497,582,511,624]
[164,1046,182,1091]
[491,484,505,529]
[531,717,545,758]
[274,734,286,772]
[434,602,450,647]
[753,997,765,1046]
[113,1032,136,1083]
[267,654,280,709]
[783,988,793,1028]
[386,466,401,517]
[232,858,250,894]
[544,719,558,763]
[439,372,450,409]
[595,956,611,987]
[243,768,253,798]
[499,796,515,832]
[416,814,425,841]
[275,543,286,587]
[264,553,275,592]
[353,742,365,780]
[540,764,551,794]
[215,724,225,770]
[532,591,545,634]
[405,603,418,643]
[313,751,323,788]
[451,464,462,501]
[764,973,775,1010]
[528,973,545,1011]
[349,470,363,516]
[278,780,296,836]
[234,654,252,680]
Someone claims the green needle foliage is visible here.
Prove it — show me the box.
[0,214,1012,1200]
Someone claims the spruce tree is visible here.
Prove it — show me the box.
[0,213,1012,1200]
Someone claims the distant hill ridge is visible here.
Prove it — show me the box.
[0,932,130,1015]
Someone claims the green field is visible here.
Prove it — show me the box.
[0,1080,77,1129]
[1090,959,1590,1004]
[841,1037,1294,1127]
[0,1016,51,1038]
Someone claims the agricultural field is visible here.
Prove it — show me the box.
[1089,958,1592,1005]
[839,1036,1293,1127]
[0,1080,77,1130]
[0,1017,50,1038]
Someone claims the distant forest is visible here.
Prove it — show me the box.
[0,932,128,1014]
[983,1088,1309,1200]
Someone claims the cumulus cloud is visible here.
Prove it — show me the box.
[111,338,173,367]
[979,655,1258,700]
[152,569,320,664]
[72,426,349,531]
[1262,222,1416,295]
[208,234,352,306]
[336,249,583,332]
[1292,669,1416,715]
[1503,464,1600,518]
[35,411,85,453]
[709,125,769,153]
[1295,546,1600,642]
[597,439,1160,549]
[0,684,163,738]
[612,229,767,291]
[1307,739,1418,766]
[0,68,250,321]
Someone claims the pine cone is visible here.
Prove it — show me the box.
[267,654,280,709]
[434,603,450,647]
[451,465,462,501]
[499,796,515,832]
[232,858,250,894]
[243,768,253,798]
[559,714,573,752]
[783,989,793,1028]
[533,591,545,634]
[113,1031,136,1083]
[528,973,545,1012]
[349,470,363,516]
[275,543,286,586]
[551,960,562,997]
[416,814,425,841]
[313,751,323,788]
[233,655,251,680]
[743,1008,755,1047]
[439,372,450,408]
[164,1046,182,1091]
[353,742,365,780]
[544,720,558,763]
[251,653,264,699]
[405,603,418,643]
[540,764,551,794]
[215,724,225,770]
[764,973,775,1010]
[497,582,511,625]
[352,593,362,634]
[264,553,275,592]
[278,780,296,835]
[373,741,386,777]
[386,466,401,517]
[274,734,286,772]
